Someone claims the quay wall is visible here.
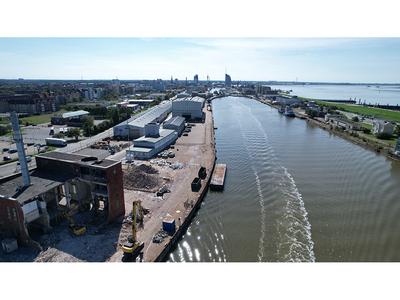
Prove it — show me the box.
[154,162,216,262]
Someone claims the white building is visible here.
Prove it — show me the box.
[372,119,396,135]
[277,95,301,106]
[172,96,205,120]
[113,101,172,139]
[126,123,177,160]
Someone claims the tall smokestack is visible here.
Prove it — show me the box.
[10,112,30,187]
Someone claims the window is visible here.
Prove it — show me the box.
[115,184,118,196]
[116,199,120,211]
[71,184,77,195]
[12,208,17,221]
[7,207,11,219]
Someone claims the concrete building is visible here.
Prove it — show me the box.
[51,110,90,126]
[126,123,177,160]
[225,73,232,87]
[277,95,301,106]
[172,96,205,120]
[331,118,366,131]
[372,119,396,136]
[113,101,172,139]
[163,116,185,135]
[0,152,125,251]
[194,74,199,85]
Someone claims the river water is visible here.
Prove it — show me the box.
[167,96,400,262]
[271,84,400,106]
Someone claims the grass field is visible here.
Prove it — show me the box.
[298,97,400,122]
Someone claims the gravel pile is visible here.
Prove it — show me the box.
[123,164,161,192]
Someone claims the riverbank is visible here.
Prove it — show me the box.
[256,98,400,162]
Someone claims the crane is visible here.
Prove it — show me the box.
[60,212,86,236]
[122,201,144,258]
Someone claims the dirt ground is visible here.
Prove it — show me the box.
[0,159,185,262]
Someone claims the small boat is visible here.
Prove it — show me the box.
[278,106,285,113]
[283,106,296,117]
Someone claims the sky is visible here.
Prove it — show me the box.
[1,1,399,84]
[0,37,399,83]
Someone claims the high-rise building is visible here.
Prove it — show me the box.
[225,73,232,87]
[194,74,199,86]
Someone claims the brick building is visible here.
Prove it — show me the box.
[0,152,125,251]
[0,93,59,113]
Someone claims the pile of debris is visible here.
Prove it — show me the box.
[123,164,160,192]
[170,163,183,170]
[150,159,171,167]
[152,230,169,243]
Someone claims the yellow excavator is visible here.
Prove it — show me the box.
[122,201,144,258]
[60,212,87,236]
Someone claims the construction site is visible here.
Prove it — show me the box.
[0,100,216,262]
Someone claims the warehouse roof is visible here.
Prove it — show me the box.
[114,101,172,129]
[163,116,185,127]
[173,96,204,103]
[52,110,89,119]
[134,129,176,145]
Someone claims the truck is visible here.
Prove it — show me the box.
[45,138,67,147]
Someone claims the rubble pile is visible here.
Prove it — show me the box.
[123,164,161,192]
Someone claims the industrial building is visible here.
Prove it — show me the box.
[113,101,172,139]
[0,152,125,251]
[163,116,185,136]
[126,123,177,160]
[172,96,205,120]
[276,95,301,106]
[51,110,90,126]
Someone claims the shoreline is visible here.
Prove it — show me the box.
[255,97,400,162]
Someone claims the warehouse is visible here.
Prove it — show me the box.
[163,116,185,135]
[172,96,205,120]
[113,101,172,139]
[51,110,89,125]
[126,123,177,160]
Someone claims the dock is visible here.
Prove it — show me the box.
[210,163,227,190]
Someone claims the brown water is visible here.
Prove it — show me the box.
[167,97,400,262]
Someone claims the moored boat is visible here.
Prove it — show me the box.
[283,106,296,117]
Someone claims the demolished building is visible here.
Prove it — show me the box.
[0,152,125,251]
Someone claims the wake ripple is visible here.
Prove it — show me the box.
[237,100,315,262]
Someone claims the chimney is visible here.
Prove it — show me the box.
[10,112,30,187]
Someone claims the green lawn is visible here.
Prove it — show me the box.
[298,97,400,123]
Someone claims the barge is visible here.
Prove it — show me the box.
[210,163,227,190]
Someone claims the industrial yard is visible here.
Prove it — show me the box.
[0,101,216,262]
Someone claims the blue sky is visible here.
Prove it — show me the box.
[0,37,399,83]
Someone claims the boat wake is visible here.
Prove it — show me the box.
[237,100,315,262]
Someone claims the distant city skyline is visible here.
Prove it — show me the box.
[0,37,399,84]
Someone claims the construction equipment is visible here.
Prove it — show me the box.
[122,201,144,257]
[60,212,87,236]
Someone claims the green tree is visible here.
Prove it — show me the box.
[394,124,400,138]
[66,127,81,139]
[81,115,94,136]
[53,133,64,138]
[108,107,120,125]
[376,132,393,140]
[352,116,359,122]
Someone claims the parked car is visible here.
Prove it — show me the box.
[48,123,53,127]
[2,148,9,152]
[17,157,32,165]
[34,143,41,147]
[3,156,11,161]
[8,149,17,153]
[27,142,34,146]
